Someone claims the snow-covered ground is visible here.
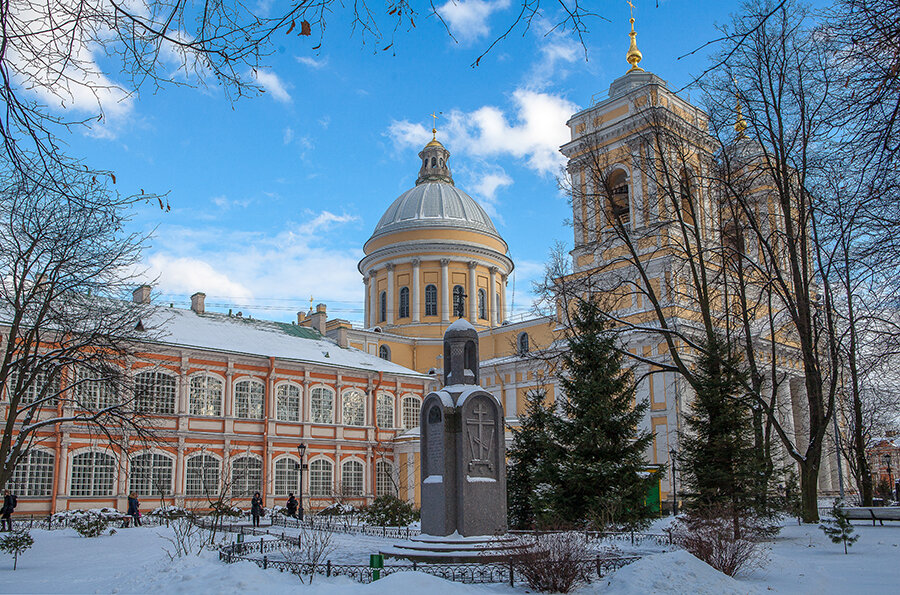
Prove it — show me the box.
[0,518,896,593]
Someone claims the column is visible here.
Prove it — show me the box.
[411,259,421,323]
[440,259,450,323]
[467,261,477,323]
[499,274,508,324]
[363,276,371,328]
[385,263,395,325]
[224,363,234,417]
[179,355,190,415]
[368,269,378,327]
[175,437,185,499]
[489,267,498,327]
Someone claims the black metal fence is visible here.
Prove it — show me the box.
[509,528,673,547]
[218,538,640,586]
[10,512,168,531]
[270,514,421,539]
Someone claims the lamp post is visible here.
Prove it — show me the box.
[297,442,307,521]
[669,447,678,515]
[884,454,894,502]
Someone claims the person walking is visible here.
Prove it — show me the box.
[127,493,142,527]
[286,493,298,518]
[1,489,17,531]
[250,492,263,527]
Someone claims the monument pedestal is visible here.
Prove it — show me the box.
[382,534,529,563]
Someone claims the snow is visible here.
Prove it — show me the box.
[591,550,757,595]
[422,475,443,484]
[446,318,476,332]
[143,307,429,378]
[466,476,497,482]
[1,517,897,593]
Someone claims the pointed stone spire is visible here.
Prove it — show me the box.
[626,1,644,73]
[416,125,454,186]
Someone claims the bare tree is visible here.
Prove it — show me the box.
[0,157,161,491]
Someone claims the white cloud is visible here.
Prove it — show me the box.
[283,127,295,145]
[252,69,292,103]
[296,56,328,69]
[437,0,511,42]
[388,89,578,176]
[142,211,365,321]
[528,36,581,88]
[146,255,255,301]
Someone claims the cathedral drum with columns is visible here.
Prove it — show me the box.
[358,134,514,338]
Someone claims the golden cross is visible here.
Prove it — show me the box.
[430,112,439,129]
[627,0,635,19]
[309,295,314,310]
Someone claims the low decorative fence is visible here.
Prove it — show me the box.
[218,538,640,586]
[509,529,673,547]
[12,512,167,531]
[270,514,421,540]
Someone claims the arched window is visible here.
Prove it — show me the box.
[70,451,116,496]
[310,387,334,423]
[398,286,410,318]
[134,371,176,414]
[276,383,301,422]
[379,344,391,361]
[379,291,387,322]
[189,373,223,416]
[274,457,301,496]
[376,393,394,428]
[185,454,220,496]
[401,396,421,429]
[478,289,487,319]
[129,452,174,496]
[424,284,438,316]
[231,456,263,496]
[74,368,117,410]
[309,458,333,497]
[7,365,59,407]
[376,461,396,496]
[453,285,465,317]
[8,450,54,496]
[342,389,365,426]
[341,460,364,497]
[518,332,530,355]
[495,293,501,322]
[431,157,436,167]
[608,170,630,227]
[234,378,264,419]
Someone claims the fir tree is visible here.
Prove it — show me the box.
[0,529,34,570]
[678,335,768,538]
[819,499,859,554]
[507,389,561,529]
[554,300,655,529]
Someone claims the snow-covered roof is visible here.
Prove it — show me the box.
[446,317,476,332]
[141,307,429,378]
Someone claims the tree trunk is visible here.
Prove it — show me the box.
[800,460,820,523]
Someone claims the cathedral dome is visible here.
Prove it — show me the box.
[369,182,501,242]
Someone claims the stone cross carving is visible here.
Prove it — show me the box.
[466,402,494,474]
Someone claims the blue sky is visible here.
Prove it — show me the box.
[51,1,748,325]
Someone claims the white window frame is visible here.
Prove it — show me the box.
[342,389,365,426]
[230,455,263,497]
[189,373,224,417]
[309,457,333,497]
[134,370,177,415]
[275,382,302,422]
[376,392,394,428]
[310,386,334,424]
[274,456,301,496]
[234,378,265,419]
[185,453,221,497]
[401,395,421,429]
[129,451,175,496]
[9,449,54,497]
[341,459,365,497]
[70,450,116,497]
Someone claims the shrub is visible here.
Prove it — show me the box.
[671,508,769,576]
[0,529,34,570]
[362,495,417,527]
[70,513,111,538]
[512,532,593,593]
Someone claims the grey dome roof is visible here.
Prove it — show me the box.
[370,182,501,240]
